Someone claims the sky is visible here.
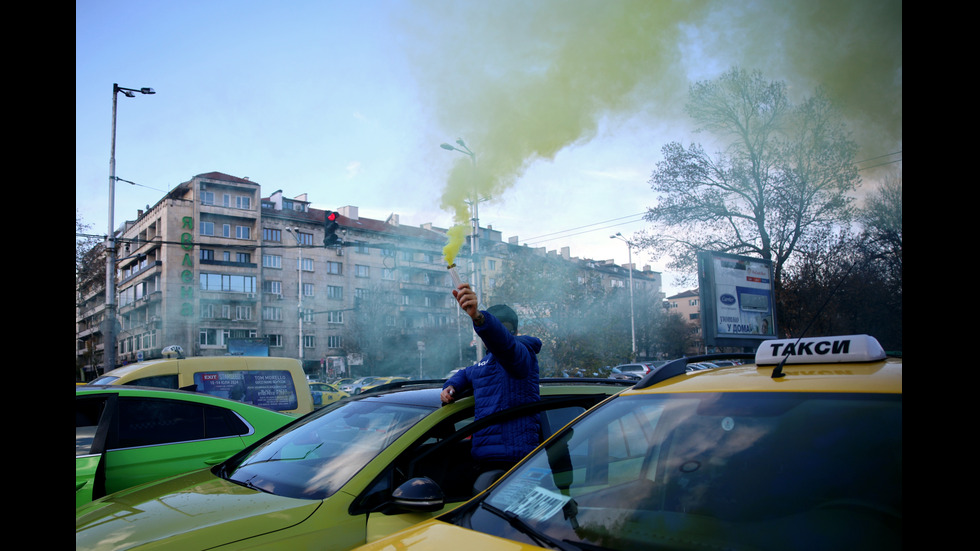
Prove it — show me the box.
[76,0,902,297]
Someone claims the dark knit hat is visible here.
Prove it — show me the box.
[487,304,519,333]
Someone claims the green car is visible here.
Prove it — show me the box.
[76,386,295,508]
[75,379,630,550]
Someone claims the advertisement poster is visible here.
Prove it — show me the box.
[710,255,774,337]
[193,370,298,411]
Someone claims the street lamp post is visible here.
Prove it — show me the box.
[611,232,637,362]
[440,138,484,360]
[105,83,154,374]
[286,228,304,361]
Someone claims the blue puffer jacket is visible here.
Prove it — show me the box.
[444,310,542,463]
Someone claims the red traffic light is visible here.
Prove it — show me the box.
[323,210,341,247]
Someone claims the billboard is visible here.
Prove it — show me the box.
[227,338,270,357]
[697,251,777,349]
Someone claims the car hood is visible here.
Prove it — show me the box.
[75,468,321,550]
[354,519,547,551]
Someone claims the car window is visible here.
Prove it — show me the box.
[111,397,249,449]
[456,392,902,551]
[126,374,179,388]
[192,370,299,412]
[76,395,110,456]
[353,399,595,514]
[224,399,434,500]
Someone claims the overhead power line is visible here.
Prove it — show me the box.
[522,212,647,246]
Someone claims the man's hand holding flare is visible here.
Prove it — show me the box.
[453,283,484,325]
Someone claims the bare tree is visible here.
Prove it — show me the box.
[640,67,860,294]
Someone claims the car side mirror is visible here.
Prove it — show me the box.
[391,477,445,512]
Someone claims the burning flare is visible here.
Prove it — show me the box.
[443,224,469,266]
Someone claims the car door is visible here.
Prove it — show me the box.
[100,396,254,495]
[359,393,610,543]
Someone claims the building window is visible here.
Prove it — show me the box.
[326,311,344,324]
[327,335,342,349]
[200,249,214,261]
[263,254,282,269]
[236,226,251,239]
[301,308,315,323]
[201,222,215,236]
[488,259,496,271]
[382,268,395,281]
[355,243,370,254]
[199,274,256,293]
[237,196,251,210]
[327,285,343,300]
[263,307,282,321]
[303,335,316,348]
[201,191,215,205]
[236,306,252,320]
[267,334,282,347]
[263,228,282,242]
[263,280,282,295]
[236,252,251,263]
[299,257,314,272]
[297,232,313,246]
[200,329,221,346]
[355,265,370,278]
[326,261,343,275]
[303,283,315,297]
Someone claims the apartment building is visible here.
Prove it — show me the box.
[77,171,663,379]
[666,288,703,352]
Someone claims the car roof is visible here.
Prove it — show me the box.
[351,378,634,405]
[628,335,901,396]
[75,384,286,405]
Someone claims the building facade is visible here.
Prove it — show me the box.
[666,288,703,353]
[76,171,663,379]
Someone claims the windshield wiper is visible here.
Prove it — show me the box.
[230,474,273,494]
[480,502,579,551]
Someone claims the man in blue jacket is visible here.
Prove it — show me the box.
[441,283,542,472]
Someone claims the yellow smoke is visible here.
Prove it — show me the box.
[401,0,900,219]
[443,224,469,266]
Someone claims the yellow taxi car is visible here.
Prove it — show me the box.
[356,335,902,551]
[309,381,349,408]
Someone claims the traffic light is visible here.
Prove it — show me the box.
[323,210,341,246]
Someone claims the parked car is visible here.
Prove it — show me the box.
[76,379,633,550]
[357,335,902,551]
[341,376,381,394]
[76,386,294,508]
[359,376,410,394]
[309,381,349,408]
[87,352,314,416]
[611,362,655,378]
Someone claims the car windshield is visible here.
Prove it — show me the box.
[88,376,119,385]
[222,397,434,500]
[451,392,902,551]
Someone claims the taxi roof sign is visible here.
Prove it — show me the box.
[755,334,886,365]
